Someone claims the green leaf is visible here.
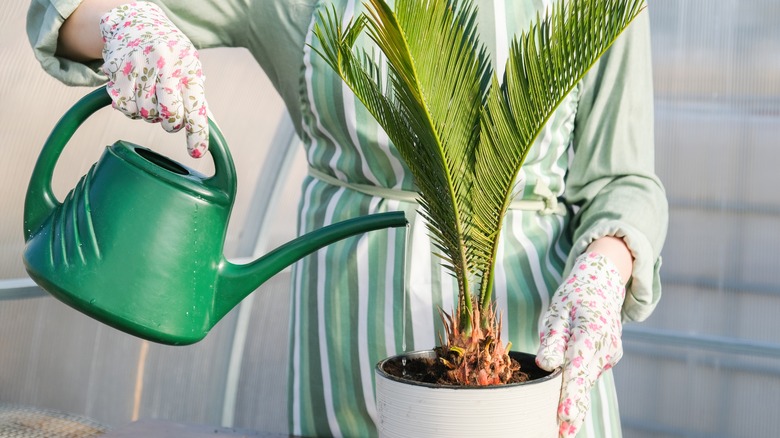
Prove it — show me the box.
[312,0,646,332]
[474,0,646,310]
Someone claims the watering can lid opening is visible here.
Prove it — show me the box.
[135,147,192,176]
[109,140,231,204]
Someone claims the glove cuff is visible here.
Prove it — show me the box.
[571,252,626,302]
[99,1,178,47]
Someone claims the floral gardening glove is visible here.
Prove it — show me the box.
[100,1,208,158]
[536,251,626,437]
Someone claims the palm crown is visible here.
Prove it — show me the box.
[313,0,644,384]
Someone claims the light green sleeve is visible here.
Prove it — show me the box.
[564,11,669,323]
[26,0,248,86]
[27,0,102,85]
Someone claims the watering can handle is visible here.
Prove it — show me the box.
[24,85,235,241]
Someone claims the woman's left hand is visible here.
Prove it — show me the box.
[536,251,626,437]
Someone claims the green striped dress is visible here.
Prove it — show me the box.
[29,0,667,437]
[291,1,620,436]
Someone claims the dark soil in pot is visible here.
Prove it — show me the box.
[379,350,554,386]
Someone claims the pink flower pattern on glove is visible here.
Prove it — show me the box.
[536,251,626,437]
[100,1,208,158]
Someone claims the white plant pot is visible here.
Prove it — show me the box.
[375,350,562,438]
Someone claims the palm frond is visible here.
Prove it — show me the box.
[473,0,646,309]
[313,0,646,333]
[313,0,491,323]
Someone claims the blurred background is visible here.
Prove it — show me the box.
[1,0,779,437]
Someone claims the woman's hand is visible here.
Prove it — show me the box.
[536,245,629,437]
[59,1,209,158]
[101,1,208,157]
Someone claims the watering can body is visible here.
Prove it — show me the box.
[23,86,407,345]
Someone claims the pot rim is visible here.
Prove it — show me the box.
[375,349,562,390]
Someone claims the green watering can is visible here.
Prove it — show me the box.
[23,86,407,345]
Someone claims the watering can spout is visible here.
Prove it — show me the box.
[23,85,408,346]
[214,211,407,321]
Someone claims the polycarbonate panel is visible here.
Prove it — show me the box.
[1,0,294,432]
[616,1,780,437]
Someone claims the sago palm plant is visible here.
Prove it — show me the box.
[313,0,645,385]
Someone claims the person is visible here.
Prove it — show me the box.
[27,0,668,436]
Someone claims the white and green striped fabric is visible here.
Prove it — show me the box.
[290,1,619,436]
